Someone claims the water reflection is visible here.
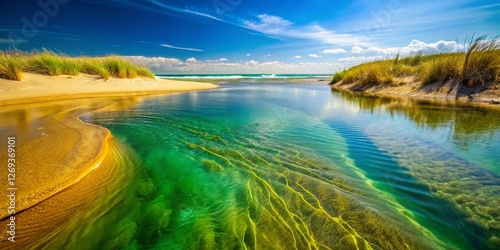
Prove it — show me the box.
[330,88,500,248]
[331,89,500,150]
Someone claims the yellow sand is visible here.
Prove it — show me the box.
[0,74,218,221]
[0,73,218,105]
[0,137,135,248]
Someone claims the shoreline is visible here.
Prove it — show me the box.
[0,136,136,248]
[330,80,500,109]
[0,73,218,105]
[0,102,110,220]
[0,74,218,222]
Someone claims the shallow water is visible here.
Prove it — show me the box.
[22,83,500,249]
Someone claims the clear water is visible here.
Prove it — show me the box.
[54,83,500,249]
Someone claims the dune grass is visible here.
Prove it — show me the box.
[461,36,500,87]
[331,36,500,88]
[419,53,463,86]
[340,60,394,87]
[0,51,23,81]
[0,50,155,81]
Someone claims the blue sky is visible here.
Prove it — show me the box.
[1,0,499,73]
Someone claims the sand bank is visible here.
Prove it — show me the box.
[0,136,136,248]
[0,74,217,223]
[0,100,109,222]
[331,79,500,108]
[0,73,218,105]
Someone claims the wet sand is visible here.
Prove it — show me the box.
[0,136,137,248]
[0,75,217,246]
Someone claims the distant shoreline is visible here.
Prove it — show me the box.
[156,73,332,83]
[330,80,500,108]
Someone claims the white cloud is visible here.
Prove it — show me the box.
[294,55,302,59]
[245,60,259,67]
[243,14,370,46]
[217,58,228,62]
[323,48,347,54]
[309,54,322,58]
[124,56,185,71]
[338,56,384,62]
[160,44,204,52]
[123,56,341,74]
[264,54,272,57]
[352,40,464,57]
[338,39,466,65]
[186,57,198,63]
[351,45,365,54]
[246,53,251,56]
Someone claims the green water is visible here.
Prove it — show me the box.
[58,84,500,249]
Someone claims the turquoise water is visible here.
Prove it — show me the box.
[63,83,500,249]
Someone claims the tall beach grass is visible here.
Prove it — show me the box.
[340,60,394,87]
[461,36,500,87]
[0,51,23,81]
[0,50,154,81]
[331,37,500,88]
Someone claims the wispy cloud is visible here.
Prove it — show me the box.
[294,55,302,59]
[161,44,204,52]
[1,29,80,40]
[0,38,27,44]
[242,14,370,46]
[309,54,321,58]
[166,6,223,22]
[82,0,223,22]
[243,14,292,35]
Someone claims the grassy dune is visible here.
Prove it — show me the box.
[0,50,154,81]
[331,37,500,89]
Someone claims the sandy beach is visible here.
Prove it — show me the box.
[0,74,217,224]
[0,73,218,105]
